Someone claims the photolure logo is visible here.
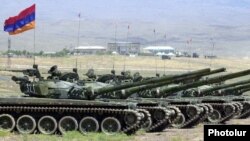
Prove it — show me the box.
[204,125,250,141]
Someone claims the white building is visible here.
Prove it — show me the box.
[74,46,106,54]
[107,42,140,55]
[143,46,175,56]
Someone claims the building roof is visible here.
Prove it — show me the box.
[43,51,56,54]
[74,46,106,50]
[108,42,140,44]
[144,46,175,50]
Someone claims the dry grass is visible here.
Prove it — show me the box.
[0,55,250,94]
[1,55,250,73]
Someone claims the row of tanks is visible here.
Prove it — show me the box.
[0,64,250,135]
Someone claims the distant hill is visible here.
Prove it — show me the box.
[1,0,250,57]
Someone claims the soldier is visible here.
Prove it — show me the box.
[47,65,62,79]
[86,68,96,79]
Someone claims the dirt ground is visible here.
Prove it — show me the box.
[134,118,250,141]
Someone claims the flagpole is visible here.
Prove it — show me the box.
[113,23,117,70]
[76,13,81,68]
[7,36,11,68]
[124,25,129,71]
[33,27,36,65]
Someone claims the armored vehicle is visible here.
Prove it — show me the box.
[3,66,214,133]
[208,83,250,119]
[137,69,250,127]
[0,65,145,135]
[159,70,250,125]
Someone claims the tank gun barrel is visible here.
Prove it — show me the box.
[205,67,226,76]
[11,76,30,83]
[158,69,250,97]
[1,65,41,79]
[219,83,250,96]
[239,88,250,94]
[94,68,211,94]
[200,79,250,95]
[116,68,227,98]
[91,68,227,99]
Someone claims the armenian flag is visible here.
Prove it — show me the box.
[4,4,35,35]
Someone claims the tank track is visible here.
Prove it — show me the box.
[136,109,152,130]
[138,106,171,132]
[205,102,237,124]
[170,104,204,128]
[235,101,250,119]
[0,105,142,135]
[186,104,213,127]
[232,102,243,117]
[198,104,214,123]
[167,106,182,123]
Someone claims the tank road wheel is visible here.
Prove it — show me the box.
[124,113,137,126]
[186,106,198,118]
[79,116,99,134]
[153,110,165,121]
[207,109,221,123]
[0,114,15,132]
[38,116,57,135]
[141,118,152,130]
[224,105,235,115]
[101,117,121,135]
[16,115,36,134]
[171,113,186,128]
[58,116,78,134]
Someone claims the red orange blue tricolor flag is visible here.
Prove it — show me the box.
[4,4,35,35]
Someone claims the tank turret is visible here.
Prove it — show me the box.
[1,64,41,79]
[47,65,79,81]
[12,68,211,100]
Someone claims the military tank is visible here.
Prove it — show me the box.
[38,66,215,132]
[180,79,250,124]
[0,66,146,135]
[171,78,250,124]
[209,83,250,119]
[96,68,226,129]
[77,66,224,131]
[138,69,250,127]
[42,66,250,127]
[45,67,215,132]
[0,65,213,134]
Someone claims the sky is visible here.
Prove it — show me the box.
[1,0,250,25]
[1,0,250,56]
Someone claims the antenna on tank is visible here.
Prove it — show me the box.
[112,22,117,71]
[163,33,167,75]
[153,29,158,76]
[210,38,215,67]
[75,12,81,69]
[164,60,166,75]
[123,25,130,71]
